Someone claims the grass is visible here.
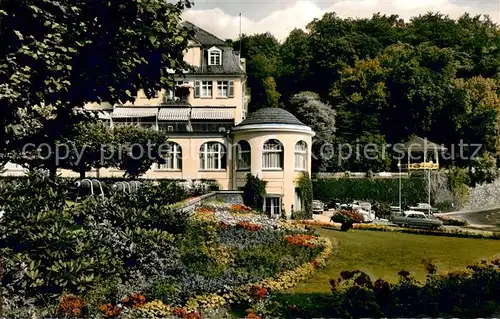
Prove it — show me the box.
[289,227,500,294]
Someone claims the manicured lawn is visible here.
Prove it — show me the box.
[289,227,500,294]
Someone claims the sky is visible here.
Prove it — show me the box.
[181,0,500,41]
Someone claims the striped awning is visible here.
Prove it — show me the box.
[158,108,190,121]
[112,107,157,118]
[191,108,234,120]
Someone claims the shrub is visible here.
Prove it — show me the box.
[243,174,267,210]
[436,215,468,226]
[297,172,313,218]
[265,258,500,318]
[434,200,454,212]
[313,178,427,207]
[372,202,392,219]
[291,210,312,220]
[331,210,364,224]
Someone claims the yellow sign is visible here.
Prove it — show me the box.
[405,162,439,170]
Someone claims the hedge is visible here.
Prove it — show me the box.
[313,177,427,207]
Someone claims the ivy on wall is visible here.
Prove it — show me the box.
[295,172,313,219]
[243,173,267,210]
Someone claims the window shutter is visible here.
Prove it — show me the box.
[228,81,234,97]
[194,81,200,98]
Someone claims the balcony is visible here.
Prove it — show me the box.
[161,87,190,105]
[113,122,157,130]
[158,121,233,133]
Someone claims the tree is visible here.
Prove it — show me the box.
[0,0,192,165]
[405,13,500,78]
[333,43,458,145]
[232,33,281,111]
[278,29,312,102]
[450,76,500,158]
[289,92,336,172]
[62,121,114,178]
[112,125,169,178]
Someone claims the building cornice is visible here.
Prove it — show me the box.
[231,124,315,136]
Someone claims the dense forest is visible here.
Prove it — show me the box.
[228,12,500,174]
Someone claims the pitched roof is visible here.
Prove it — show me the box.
[400,136,447,152]
[190,49,244,75]
[181,21,244,75]
[181,21,227,47]
[236,108,306,126]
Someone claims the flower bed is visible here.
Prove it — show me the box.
[436,215,468,226]
[349,223,500,239]
[0,175,331,318]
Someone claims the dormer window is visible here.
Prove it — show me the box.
[208,47,222,66]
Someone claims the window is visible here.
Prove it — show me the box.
[264,196,281,215]
[216,81,234,98]
[217,81,228,97]
[262,139,283,169]
[199,142,226,170]
[208,47,222,65]
[236,140,251,170]
[294,188,302,212]
[194,81,212,98]
[158,142,182,170]
[294,141,307,170]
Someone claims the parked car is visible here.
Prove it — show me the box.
[339,203,375,223]
[409,203,438,213]
[391,210,443,229]
[312,200,325,214]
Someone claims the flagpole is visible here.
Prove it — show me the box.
[398,158,402,213]
[239,13,242,53]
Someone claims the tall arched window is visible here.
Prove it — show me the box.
[236,140,251,170]
[200,142,226,170]
[158,142,182,170]
[294,141,307,171]
[262,139,283,169]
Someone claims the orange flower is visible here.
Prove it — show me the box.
[284,234,318,248]
[58,294,85,318]
[99,303,121,318]
[196,207,214,214]
[237,221,262,231]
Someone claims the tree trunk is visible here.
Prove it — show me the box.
[79,166,86,179]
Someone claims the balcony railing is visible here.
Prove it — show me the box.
[113,122,157,130]
[110,121,234,133]
[158,121,233,133]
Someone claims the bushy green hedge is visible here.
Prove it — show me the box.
[269,259,500,318]
[313,178,427,207]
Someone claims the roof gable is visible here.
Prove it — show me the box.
[181,21,227,47]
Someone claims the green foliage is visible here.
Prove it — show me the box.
[331,210,364,225]
[61,121,114,178]
[289,92,336,172]
[372,202,392,219]
[313,178,427,207]
[469,153,499,186]
[263,259,500,318]
[112,125,169,178]
[297,172,313,218]
[243,174,268,210]
[232,33,281,112]
[1,0,192,160]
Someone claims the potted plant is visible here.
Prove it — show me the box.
[331,209,364,231]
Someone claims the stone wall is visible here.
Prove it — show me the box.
[463,179,500,211]
[176,191,244,214]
